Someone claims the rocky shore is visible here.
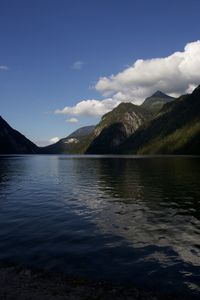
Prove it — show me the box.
[0,263,196,300]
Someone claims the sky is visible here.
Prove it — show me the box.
[0,0,200,146]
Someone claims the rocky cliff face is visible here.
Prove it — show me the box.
[0,116,38,154]
[118,85,200,155]
[86,103,151,154]
[2,86,199,155]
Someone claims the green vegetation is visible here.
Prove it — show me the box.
[42,86,200,155]
[1,87,199,155]
[40,126,95,154]
[139,120,200,154]
[118,86,200,155]
[141,91,174,115]
[86,102,151,154]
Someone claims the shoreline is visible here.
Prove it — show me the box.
[0,262,196,300]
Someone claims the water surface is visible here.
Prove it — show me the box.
[0,155,199,296]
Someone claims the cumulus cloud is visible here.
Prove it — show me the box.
[71,60,85,70]
[55,97,121,116]
[49,137,60,144]
[56,40,200,117]
[66,117,79,123]
[0,65,9,71]
[96,40,200,101]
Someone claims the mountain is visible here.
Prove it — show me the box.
[0,116,38,154]
[141,91,175,115]
[40,125,95,154]
[1,86,199,156]
[117,86,200,155]
[67,126,95,138]
[86,102,151,154]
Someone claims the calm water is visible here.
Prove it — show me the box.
[0,155,200,295]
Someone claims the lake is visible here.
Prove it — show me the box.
[0,155,199,296]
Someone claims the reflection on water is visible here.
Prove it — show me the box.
[0,155,200,296]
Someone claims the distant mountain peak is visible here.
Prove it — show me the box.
[141,90,175,115]
[151,91,171,98]
[40,125,95,154]
[119,85,200,155]
[67,125,95,138]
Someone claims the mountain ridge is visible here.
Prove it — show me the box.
[40,125,95,154]
[0,116,38,154]
[0,87,199,155]
[141,91,175,115]
[86,102,151,154]
[117,85,200,155]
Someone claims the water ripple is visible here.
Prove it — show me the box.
[0,155,199,295]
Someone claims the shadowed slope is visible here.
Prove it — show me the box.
[118,86,200,154]
[0,116,38,154]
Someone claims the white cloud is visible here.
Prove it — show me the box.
[0,65,9,71]
[49,137,60,144]
[66,117,79,123]
[55,97,120,116]
[95,40,200,101]
[56,40,200,117]
[71,60,85,70]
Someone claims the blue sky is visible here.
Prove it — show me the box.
[0,0,200,146]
